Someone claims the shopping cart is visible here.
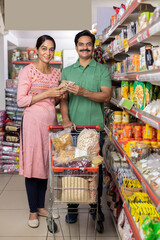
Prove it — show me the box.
[46,125,101,240]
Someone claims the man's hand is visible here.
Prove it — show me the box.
[66,84,84,96]
[62,120,76,129]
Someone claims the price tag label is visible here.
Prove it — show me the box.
[119,98,134,110]
[123,38,129,52]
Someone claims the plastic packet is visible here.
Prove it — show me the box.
[77,129,100,156]
[121,81,129,99]
[133,81,145,110]
[51,128,73,153]
[92,155,103,167]
[56,146,75,163]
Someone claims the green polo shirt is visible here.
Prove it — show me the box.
[61,58,111,130]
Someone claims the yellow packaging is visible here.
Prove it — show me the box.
[117,62,121,73]
[122,111,129,123]
[121,81,129,99]
[114,111,122,123]
[143,124,153,139]
[157,130,160,140]
[127,140,137,157]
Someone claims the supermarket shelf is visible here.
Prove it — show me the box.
[12,61,62,64]
[103,17,160,60]
[111,97,160,130]
[112,69,160,83]
[104,124,160,211]
[104,152,141,240]
[102,0,141,43]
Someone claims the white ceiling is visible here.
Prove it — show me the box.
[9,30,81,40]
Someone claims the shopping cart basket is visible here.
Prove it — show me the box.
[46,125,101,240]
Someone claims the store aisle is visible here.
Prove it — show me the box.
[0,174,118,240]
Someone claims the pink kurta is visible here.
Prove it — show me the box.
[17,63,60,179]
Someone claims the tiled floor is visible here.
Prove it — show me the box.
[0,174,119,240]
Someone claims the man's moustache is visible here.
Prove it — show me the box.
[80,50,90,52]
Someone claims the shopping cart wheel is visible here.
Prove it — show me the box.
[96,220,104,233]
[46,216,58,233]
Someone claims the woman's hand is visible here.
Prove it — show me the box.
[47,85,66,98]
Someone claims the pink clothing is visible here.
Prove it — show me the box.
[17,63,60,179]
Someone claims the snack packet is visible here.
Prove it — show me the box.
[133,81,145,110]
[51,128,73,153]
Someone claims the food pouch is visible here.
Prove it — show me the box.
[51,128,73,153]
[145,82,152,106]
[133,81,145,110]
[121,81,129,99]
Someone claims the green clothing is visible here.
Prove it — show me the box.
[61,58,111,130]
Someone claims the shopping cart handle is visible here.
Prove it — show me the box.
[48,125,100,130]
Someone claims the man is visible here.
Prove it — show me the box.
[60,30,112,233]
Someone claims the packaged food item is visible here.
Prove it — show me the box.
[129,82,134,101]
[121,81,129,99]
[134,125,142,139]
[77,129,100,156]
[131,142,150,162]
[143,124,153,140]
[124,125,132,138]
[145,82,152,106]
[138,12,152,32]
[152,46,160,70]
[122,111,129,123]
[91,155,103,167]
[27,48,37,60]
[51,129,73,153]
[55,147,75,163]
[133,81,145,110]
[114,111,122,123]
[140,46,154,71]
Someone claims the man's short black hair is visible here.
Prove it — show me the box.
[74,30,95,46]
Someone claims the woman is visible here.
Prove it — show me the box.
[17,35,64,228]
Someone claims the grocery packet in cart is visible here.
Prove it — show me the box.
[51,128,73,154]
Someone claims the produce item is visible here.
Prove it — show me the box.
[61,177,90,202]
[133,81,145,110]
[121,81,129,99]
[51,129,73,153]
[77,129,100,156]
[114,111,122,123]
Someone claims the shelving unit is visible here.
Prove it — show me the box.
[104,125,160,211]
[103,143,141,240]
[111,97,160,130]
[102,0,142,44]
[111,69,160,84]
[12,60,62,65]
